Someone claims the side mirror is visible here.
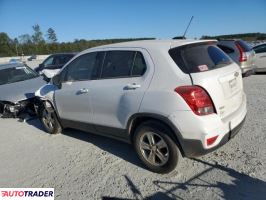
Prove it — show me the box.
[51,74,62,89]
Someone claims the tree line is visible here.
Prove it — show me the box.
[1,24,265,57]
[201,32,266,41]
[0,24,154,57]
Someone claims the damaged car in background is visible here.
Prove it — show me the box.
[0,63,46,118]
[34,53,76,81]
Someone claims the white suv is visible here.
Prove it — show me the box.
[35,40,247,173]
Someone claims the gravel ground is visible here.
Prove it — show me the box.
[0,74,266,200]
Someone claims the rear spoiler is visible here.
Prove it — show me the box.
[170,40,217,50]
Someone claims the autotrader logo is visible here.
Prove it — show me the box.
[0,188,54,200]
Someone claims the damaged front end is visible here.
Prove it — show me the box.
[0,98,38,118]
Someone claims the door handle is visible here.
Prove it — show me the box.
[125,83,141,90]
[259,55,266,58]
[78,88,89,94]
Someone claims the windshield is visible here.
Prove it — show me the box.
[0,65,39,85]
[169,43,232,73]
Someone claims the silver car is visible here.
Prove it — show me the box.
[253,43,266,72]
[0,63,46,118]
[217,39,256,76]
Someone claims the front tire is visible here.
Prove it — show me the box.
[39,103,61,134]
[133,121,180,174]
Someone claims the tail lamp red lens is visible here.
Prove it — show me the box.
[175,86,215,116]
[235,42,247,62]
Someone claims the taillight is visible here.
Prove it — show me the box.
[175,86,215,116]
[235,42,247,62]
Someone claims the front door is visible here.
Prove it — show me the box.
[54,52,101,125]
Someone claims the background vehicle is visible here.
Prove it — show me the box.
[36,40,247,173]
[217,39,256,76]
[0,63,46,118]
[27,54,37,61]
[35,53,76,79]
[252,43,266,72]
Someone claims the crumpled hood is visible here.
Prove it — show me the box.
[0,77,46,103]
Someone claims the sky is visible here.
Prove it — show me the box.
[0,0,266,42]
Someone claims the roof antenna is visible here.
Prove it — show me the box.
[183,16,194,38]
[173,16,194,39]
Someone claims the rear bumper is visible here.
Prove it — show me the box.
[240,63,255,75]
[168,92,247,158]
[181,116,246,157]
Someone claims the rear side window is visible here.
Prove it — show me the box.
[169,43,232,73]
[101,51,146,78]
[235,40,252,52]
[132,52,147,76]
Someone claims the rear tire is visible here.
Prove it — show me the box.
[133,121,180,174]
[39,103,61,134]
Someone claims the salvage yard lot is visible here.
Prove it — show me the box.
[0,75,266,200]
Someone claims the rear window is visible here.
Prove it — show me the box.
[217,44,235,54]
[169,43,232,73]
[235,40,252,52]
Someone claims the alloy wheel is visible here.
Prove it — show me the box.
[139,132,169,166]
[42,109,55,130]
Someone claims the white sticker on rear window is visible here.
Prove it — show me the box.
[198,65,208,71]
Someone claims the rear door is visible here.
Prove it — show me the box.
[169,43,244,119]
[89,49,153,135]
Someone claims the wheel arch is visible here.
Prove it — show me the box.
[36,97,63,127]
[127,113,185,156]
